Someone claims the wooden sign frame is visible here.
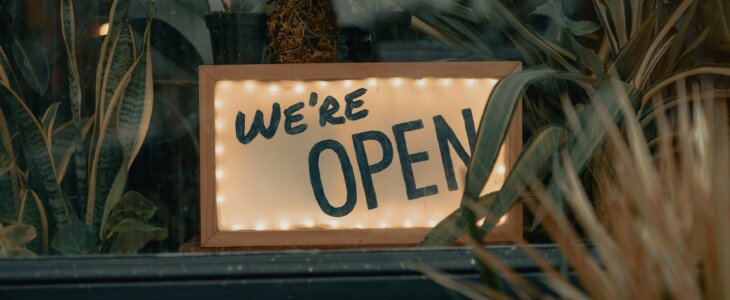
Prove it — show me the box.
[199,62,522,248]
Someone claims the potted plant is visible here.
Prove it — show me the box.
[205,0,268,64]
[267,0,339,63]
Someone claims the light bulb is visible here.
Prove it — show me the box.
[466,79,476,86]
[343,80,353,88]
[367,78,377,87]
[279,221,290,230]
[392,78,403,87]
[294,84,305,93]
[215,170,223,179]
[496,165,506,175]
[244,81,254,91]
[378,222,388,229]
[255,223,266,231]
[330,220,340,228]
[215,145,224,155]
[268,84,280,93]
[216,196,225,204]
[232,224,244,230]
[318,81,328,88]
[354,223,364,229]
[304,219,314,228]
[416,79,426,87]
[404,220,413,228]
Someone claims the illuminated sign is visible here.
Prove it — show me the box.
[199,62,522,247]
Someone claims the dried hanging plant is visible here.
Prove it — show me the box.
[267,0,339,63]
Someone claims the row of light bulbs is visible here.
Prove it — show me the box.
[221,215,509,232]
[217,78,492,95]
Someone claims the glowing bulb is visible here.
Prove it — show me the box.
[304,219,314,228]
[232,224,244,230]
[215,121,223,129]
[354,223,364,229]
[416,79,426,87]
[219,81,233,89]
[440,78,452,86]
[98,23,109,36]
[268,84,280,93]
[367,78,377,87]
[466,79,476,86]
[244,81,254,91]
[343,80,353,88]
[255,223,266,231]
[215,145,224,155]
[279,221,290,230]
[294,84,305,93]
[215,170,223,179]
[217,196,225,204]
[496,165,506,175]
[379,222,388,228]
[392,78,403,87]
[214,99,223,110]
[330,220,340,228]
[404,220,413,228]
[318,81,328,88]
[428,220,437,227]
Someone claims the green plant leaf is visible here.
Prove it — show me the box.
[175,0,210,19]
[0,109,18,218]
[51,118,93,183]
[18,190,49,253]
[100,25,136,124]
[129,18,203,76]
[531,0,600,38]
[110,191,156,222]
[41,102,60,142]
[118,22,154,168]
[50,221,98,255]
[0,46,22,96]
[478,126,569,238]
[11,39,49,95]
[98,167,127,239]
[0,224,37,257]
[457,67,593,239]
[61,0,89,209]
[419,192,497,247]
[0,82,76,226]
[108,218,167,253]
[700,0,730,53]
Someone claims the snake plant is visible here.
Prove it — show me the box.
[0,0,166,256]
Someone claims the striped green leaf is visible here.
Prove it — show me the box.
[51,118,92,183]
[117,24,153,169]
[18,190,49,254]
[0,47,22,96]
[100,25,135,124]
[11,40,49,95]
[420,192,497,247]
[60,0,89,208]
[0,83,76,227]
[41,102,60,143]
[0,109,18,218]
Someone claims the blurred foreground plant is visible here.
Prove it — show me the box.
[0,0,166,256]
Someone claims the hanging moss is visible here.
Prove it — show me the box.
[267,0,339,63]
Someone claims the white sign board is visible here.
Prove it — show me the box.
[199,62,522,247]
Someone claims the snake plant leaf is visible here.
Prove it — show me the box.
[657,1,699,77]
[0,109,18,218]
[108,218,167,253]
[477,126,569,238]
[420,192,496,247]
[61,0,90,209]
[117,25,153,169]
[100,25,136,124]
[41,102,60,143]
[175,0,210,19]
[0,83,76,226]
[129,18,203,76]
[0,224,37,257]
[0,47,22,96]
[50,220,98,255]
[51,118,92,183]
[95,0,130,109]
[18,190,49,254]
[11,39,49,95]
[98,167,127,239]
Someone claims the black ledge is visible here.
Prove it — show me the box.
[0,245,563,300]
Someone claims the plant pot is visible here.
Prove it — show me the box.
[205,12,268,64]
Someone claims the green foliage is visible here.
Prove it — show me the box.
[398,0,730,292]
[10,40,49,95]
[0,0,166,256]
[222,0,265,13]
[0,224,37,257]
